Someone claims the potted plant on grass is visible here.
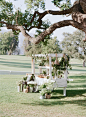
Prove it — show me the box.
[40,88,46,99]
[29,84,35,92]
[45,89,51,99]
[39,81,54,99]
[23,84,28,93]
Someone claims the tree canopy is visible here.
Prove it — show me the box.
[24,37,62,56]
[0,0,86,44]
[61,30,86,66]
[0,31,18,55]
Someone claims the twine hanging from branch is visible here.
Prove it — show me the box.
[54,53,59,65]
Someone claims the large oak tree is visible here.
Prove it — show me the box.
[0,0,86,44]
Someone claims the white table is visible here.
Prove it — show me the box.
[27,75,73,96]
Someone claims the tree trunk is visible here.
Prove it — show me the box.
[8,50,12,55]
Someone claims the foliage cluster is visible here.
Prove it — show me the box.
[0,0,51,35]
[24,36,62,56]
[52,55,72,76]
[0,31,18,55]
[52,0,71,10]
[40,81,54,96]
[61,30,86,62]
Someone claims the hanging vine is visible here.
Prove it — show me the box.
[32,54,72,76]
[52,55,72,76]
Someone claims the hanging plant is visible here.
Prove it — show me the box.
[52,55,72,75]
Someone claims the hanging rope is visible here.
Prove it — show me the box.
[54,53,59,65]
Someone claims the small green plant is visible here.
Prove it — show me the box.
[17,80,22,86]
[43,70,46,75]
[46,89,51,95]
[30,74,35,81]
[40,83,47,90]
[40,81,54,96]
[24,84,27,89]
[23,76,27,81]
[40,88,46,96]
[52,71,55,76]
[52,55,72,76]
[47,76,49,79]
[29,84,34,87]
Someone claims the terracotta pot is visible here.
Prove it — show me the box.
[23,89,28,93]
[45,93,51,99]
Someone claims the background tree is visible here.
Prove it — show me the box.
[24,37,62,56]
[41,37,62,54]
[0,0,86,44]
[0,31,18,55]
[61,30,86,67]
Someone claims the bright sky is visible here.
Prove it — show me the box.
[2,0,76,50]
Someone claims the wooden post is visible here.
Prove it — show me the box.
[46,69,49,75]
[39,68,42,74]
[49,56,52,80]
[32,58,35,74]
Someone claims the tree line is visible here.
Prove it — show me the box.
[0,29,85,66]
[0,31,18,55]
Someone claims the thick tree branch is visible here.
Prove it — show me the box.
[1,19,86,44]
[0,1,86,43]
[18,20,86,44]
[0,21,20,31]
[80,0,86,14]
[30,6,74,24]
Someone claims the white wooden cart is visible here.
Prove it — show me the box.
[31,53,73,96]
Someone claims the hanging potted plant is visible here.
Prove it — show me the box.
[52,54,72,79]
[43,70,47,78]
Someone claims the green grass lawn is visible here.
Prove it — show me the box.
[0,55,86,75]
[0,55,39,73]
[0,74,86,117]
[0,55,86,117]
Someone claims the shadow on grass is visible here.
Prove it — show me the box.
[0,61,38,69]
[21,89,86,107]
[69,75,86,79]
[52,89,86,97]
[21,99,86,108]
[0,57,32,62]
[21,74,86,107]
[68,69,86,72]
[26,99,86,108]
[67,84,86,88]
[71,64,84,67]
